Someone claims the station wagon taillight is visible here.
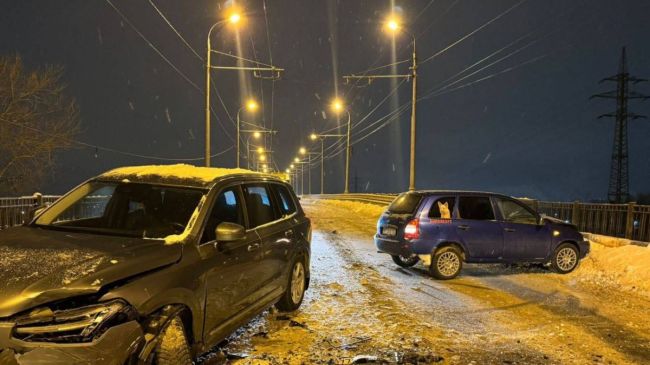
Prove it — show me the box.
[403,218,420,240]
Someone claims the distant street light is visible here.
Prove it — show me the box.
[331,98,352,194]
[236,99,258,168]
[310,132,345,194]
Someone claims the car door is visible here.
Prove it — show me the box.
[454,196,504,261]
[199,185,261,342]
[495,197,550,261]
[267,183,299,281]
[242,183,287,301]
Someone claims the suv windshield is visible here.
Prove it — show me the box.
[388,193,422,214]
[34,181,205,238]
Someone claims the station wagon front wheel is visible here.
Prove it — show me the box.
[551,243,579,274]
[391,254,419,268]
[430,246,463,280]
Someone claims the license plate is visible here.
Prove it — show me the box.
[382,227,396,236]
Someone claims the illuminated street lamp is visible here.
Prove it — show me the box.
[236,98,258,168]
[343,11,418,191]
[331,98,352,194]
[205,8,243,167]
[310,132,345,194]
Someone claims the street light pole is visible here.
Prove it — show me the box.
[310,133,345,194]
[409,38,417,191]
[344,110,351,194]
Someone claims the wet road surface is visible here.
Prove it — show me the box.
[200,199,650,364]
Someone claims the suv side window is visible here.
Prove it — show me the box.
[243,184,278,228]
[428,197,455,219]
[458,196,495,220]
[201,187,244,243]
[272,184,297,216]
[496,198,537,225]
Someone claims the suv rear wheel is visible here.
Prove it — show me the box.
[430,246,463,280]
[275,258,306,311]
[550,243,579,274]
[155,316,192,365]
[391,254,420,268]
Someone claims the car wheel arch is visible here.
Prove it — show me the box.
[433,241,466,261]
[139,303,195,362]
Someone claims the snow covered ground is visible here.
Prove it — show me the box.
[200,199,650,364]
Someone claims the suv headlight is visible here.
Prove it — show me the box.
[12,300,136,343]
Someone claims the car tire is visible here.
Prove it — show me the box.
[429,246,463,280]
[391,254,420,268]
[550,243,579,274]
[275,258,307,312]
[155,316,193,365]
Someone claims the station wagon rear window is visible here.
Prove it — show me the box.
[388,193,422,214]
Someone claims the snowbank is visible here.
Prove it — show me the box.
[574,241,650,299]
[581,232,648,248]
[315,199,386,219]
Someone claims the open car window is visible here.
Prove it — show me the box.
[496,198,538,225]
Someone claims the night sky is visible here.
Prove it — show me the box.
[2,0,649,201]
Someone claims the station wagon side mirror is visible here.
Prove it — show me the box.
[216,222,246,242]
[537,215,546,226]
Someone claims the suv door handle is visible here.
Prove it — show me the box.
[247,243,260,252]
[457,225,470,231]
[504,228,516,233]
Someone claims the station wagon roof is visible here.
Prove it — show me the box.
[98,164,275,188]
[410,190,512,198]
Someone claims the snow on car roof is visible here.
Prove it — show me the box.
[100,164,260,187]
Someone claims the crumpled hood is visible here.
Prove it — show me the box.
[0,226,182,318]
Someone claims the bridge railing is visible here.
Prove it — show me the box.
[0,194,60,229]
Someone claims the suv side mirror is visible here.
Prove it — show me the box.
[216,222,246,242]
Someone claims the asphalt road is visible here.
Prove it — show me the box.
[199,199,650,365]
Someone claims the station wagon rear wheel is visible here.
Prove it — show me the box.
[551,243,579,274]
[391,254,420,268]
[275,259,306,312]
[430,246,462,280]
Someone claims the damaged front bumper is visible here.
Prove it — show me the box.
[0,320,144,365]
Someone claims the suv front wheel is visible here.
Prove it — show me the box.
[430,246,463,280]
[275,258,307,311]
[550,243,579,274]
[155,316,192,365]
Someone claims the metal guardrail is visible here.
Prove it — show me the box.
[0,195,60,229]
[311,194,650,242]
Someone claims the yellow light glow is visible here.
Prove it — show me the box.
[253,131,261,139]
[299,147,307,155]
[259,154,267,162]
[331,98,344,113]
[290,164,295,169]
[246,99,258,111]
[257,147,264,154]
[384,15,401,33]
[310,133,318,140]
[285,168,290,173]
[294,157,300,163]
[229,13,241,24]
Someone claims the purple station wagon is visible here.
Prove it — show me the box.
[375,191,590,279]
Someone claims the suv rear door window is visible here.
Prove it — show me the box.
[272,184,297,216]
[243,184,278,228]
[428,197,456,219]
[388,193,422,214]
[458,196,495,220]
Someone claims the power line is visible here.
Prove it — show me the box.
[420,0,528,65]
[2,118,233,162]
